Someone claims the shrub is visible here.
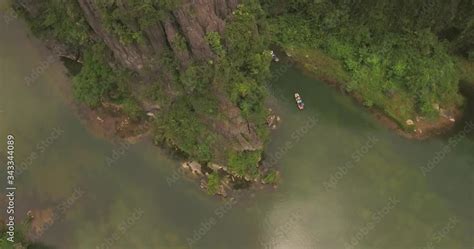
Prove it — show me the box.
[72,46,116,107]
[262,169,279,184]
[17,0,91,47]
[72,45,131,107]
[207,172,221,195]
[228,150,261,177]
[121,98,143,121]
[154,99,215,162]
[205,31,225,57]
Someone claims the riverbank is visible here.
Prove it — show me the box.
[458,57,474,85]
[281,46,463,139]
[75,101,152,143]
[53,57,282,198]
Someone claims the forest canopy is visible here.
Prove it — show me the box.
[264,0,473,121]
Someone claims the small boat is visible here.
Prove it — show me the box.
[270,50,280,62]
[294,93,304,110]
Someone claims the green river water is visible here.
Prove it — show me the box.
[0,16,473,249]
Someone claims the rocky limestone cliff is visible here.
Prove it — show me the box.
[77,0,239,71]
[79,0,263,154]
[16,0,265,162]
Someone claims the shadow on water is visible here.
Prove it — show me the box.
[424,81,474,241]
[447,81,474,140]
[60,57,82,77]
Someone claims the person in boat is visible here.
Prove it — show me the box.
[294,93,304,110]
[270,50,280,62]
[297,100,304,110]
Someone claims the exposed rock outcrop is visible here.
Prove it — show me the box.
[76,0,239,71]
[182,161,203,175]
[74,0,264,157]
[78,0,156,71]
[16,0,274,195]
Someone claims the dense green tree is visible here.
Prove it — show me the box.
[206,172,221,195]
[15,0,91,47]
[228,150,261,177]
[72,45,119,107]
[267,0,471,118]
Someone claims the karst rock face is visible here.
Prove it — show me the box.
[78,0,240,71]
[18,0,264,156]
[77,0,262,154]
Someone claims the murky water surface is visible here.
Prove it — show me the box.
[1,17,472,249]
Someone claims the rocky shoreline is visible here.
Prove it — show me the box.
[15,0,284,198]
[36,44,282,198]
[181,159,280,198]
[74,99,281,197]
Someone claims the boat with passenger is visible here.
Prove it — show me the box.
[294,93,304,110]
[270,50,279,62]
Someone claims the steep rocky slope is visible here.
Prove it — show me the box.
[77,0,239,71]
[16,0,276,193]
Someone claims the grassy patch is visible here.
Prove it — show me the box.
[228,150,261,178]
[207,172,221,195]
